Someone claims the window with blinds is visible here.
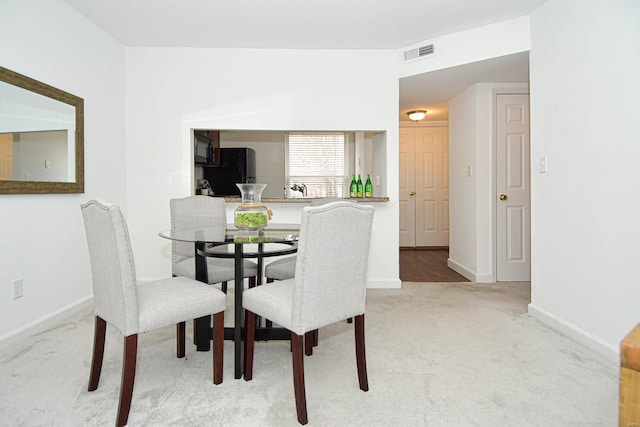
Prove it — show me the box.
[285,132,348,197]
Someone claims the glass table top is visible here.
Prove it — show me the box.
[159,223,300,244]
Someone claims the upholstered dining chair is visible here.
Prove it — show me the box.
[170,195,258,292]
[81,200,226,427]
[243,201,375,425]
[263,198,343,335]
[263,198,342,285]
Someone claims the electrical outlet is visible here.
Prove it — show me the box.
[12,278,23,300]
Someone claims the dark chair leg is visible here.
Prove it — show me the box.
[221,281,228,294]
[249,276,256,288]
[265,278,274,328]
[88,316,106,391]
[244,311,256,381]
[177,322,185,358]
[291,333,308,425]
[304,331,314,356]
[213,312,224,384]
[193,319,197,345]
[117,334,138,427]
[354,314,369,392]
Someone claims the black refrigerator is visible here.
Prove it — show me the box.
[203,148,256,196]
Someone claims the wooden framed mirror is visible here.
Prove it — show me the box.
[0,66,84,194]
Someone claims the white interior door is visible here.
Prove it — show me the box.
[399,127,416,247]
[496,94,530,281]
[415,127,449,246]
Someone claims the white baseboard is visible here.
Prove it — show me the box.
[367,279,402,289]
[0,296,93,352]
[528,303,618,365]
[447,258,476,282]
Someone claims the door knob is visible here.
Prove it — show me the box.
[499,194,508,201]
[409,191,415,196]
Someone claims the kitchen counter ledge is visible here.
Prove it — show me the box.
[221,196,389,203]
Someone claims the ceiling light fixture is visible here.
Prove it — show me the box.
[407,110,427,121]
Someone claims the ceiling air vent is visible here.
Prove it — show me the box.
[403,44,435,62]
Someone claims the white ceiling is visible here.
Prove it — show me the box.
[399,51,530,121]
[64,0,540,121]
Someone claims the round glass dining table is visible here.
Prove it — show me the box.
[159,223,299,379]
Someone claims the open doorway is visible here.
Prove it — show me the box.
[398,52,530,283]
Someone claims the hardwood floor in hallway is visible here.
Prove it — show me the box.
[399,248,470,282]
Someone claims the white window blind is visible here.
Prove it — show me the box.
[285,132,348,197]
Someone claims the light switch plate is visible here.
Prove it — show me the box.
[539,156,548,173]
[12,278,23,300]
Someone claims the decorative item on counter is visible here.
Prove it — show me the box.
[356,174,363,198]
[365,174,373,198]
[234,183,272,230]
[198,179,214,196]
[349,174,357,198]
[290,183,307,197]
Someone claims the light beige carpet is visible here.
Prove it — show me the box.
[0,282,618,426]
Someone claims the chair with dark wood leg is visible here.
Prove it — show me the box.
[262,198,343,344]
[171,195,257,343]
[243,201,374,425]
[82,200,226,427]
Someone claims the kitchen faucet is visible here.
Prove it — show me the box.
[290,183,307,197]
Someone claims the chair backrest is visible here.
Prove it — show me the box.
[170,196,227,269]
[291,201,374,333]
[81,200,139,336]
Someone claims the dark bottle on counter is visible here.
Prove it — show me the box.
[365,174,373,198]
[356,174,363,198]
[349,174,357,198]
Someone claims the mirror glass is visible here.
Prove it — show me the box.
[0,66,83,194]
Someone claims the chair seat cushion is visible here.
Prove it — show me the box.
[243,279,298,333]
[174,257,258,284]
[137,276,226,333]
[265,256,296,281]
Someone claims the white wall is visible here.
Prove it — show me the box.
[0,0,127,343]
[124,48,401,288]
[448,85,478,278]
[529,0,640,362]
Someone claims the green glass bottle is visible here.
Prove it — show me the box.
[356,174,363,198]
[364,174,373,198]
[349,174,357,198]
